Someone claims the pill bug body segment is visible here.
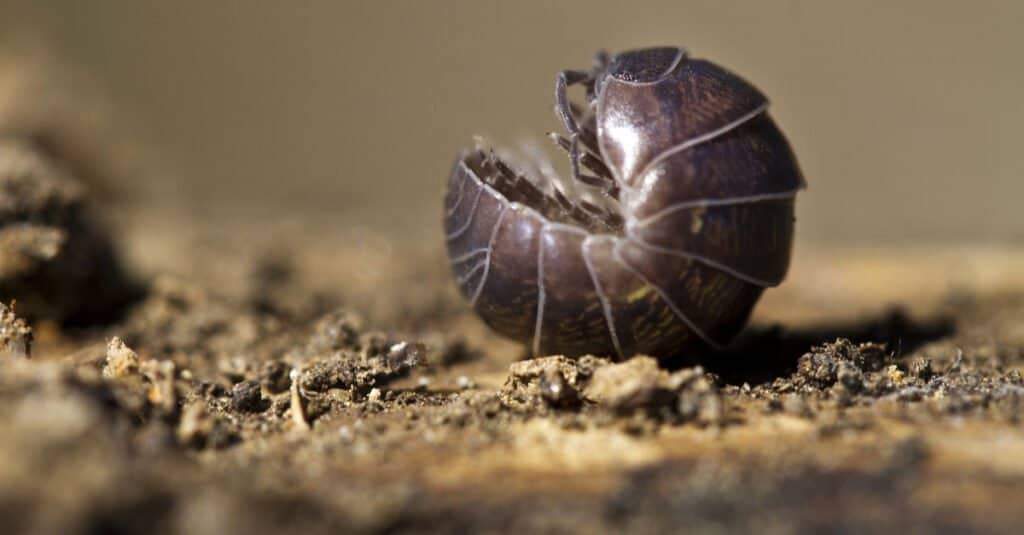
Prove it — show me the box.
[445,47,804,359]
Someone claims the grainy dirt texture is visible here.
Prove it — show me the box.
[2,213,1023,534]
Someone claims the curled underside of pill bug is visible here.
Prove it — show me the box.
[444,47,805,360]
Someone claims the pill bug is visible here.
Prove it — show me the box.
[444,47,804,359]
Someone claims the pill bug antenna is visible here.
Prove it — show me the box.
[550,65,618,201]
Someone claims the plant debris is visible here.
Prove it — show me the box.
[0,300,31,358]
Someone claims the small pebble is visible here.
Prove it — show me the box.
[386,341,426,369]
[539,369,579,408]
[231,380,266,413]
[103,336,139,378]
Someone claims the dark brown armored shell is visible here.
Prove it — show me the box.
[445,47,804,359]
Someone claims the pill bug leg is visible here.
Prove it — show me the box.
[546,132,618,198]
[555,70,589,136]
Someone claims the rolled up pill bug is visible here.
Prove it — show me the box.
[444,46,804,359]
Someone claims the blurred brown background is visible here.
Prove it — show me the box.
[2,0,1021,243]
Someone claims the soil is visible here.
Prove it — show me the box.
[2,92,1024,535]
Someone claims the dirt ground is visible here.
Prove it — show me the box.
[3,87,1024,535]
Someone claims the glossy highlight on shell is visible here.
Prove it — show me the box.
[445,47,804,359]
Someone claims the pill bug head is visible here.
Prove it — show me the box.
[445,47,804,360]
[603,46,684,84]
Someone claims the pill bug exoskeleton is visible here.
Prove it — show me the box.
[445,47,804,359]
